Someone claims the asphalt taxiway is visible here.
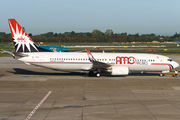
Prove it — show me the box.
[1,57,180,120]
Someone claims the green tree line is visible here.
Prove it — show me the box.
[0,30,180,43]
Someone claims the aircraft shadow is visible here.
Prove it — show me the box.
[9,68,86,76]
[128,73,160,76]
[7,68,161,77]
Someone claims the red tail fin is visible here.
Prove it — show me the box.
[8,19,38,52]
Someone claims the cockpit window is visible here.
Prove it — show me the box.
[167,59,172,62]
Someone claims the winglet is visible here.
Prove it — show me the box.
[86,49,96,62]
[52,47,57,52]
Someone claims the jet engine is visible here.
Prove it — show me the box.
[107,66,129,75]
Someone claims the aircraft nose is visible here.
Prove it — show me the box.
[173,61,179,69]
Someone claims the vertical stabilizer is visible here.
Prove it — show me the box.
[8,19,39,52]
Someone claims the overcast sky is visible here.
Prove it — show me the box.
[0,0,180,36]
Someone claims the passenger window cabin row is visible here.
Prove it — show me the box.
[50,58,155,62]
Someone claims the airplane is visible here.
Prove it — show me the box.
[37,45,69,52]
[7,19,179,77]
[21,26,69,52]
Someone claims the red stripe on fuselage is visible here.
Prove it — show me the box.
[34,62,92,64]
[28,62,115,65]
[151,63,172,70]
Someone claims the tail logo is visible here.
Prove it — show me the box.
[8,19,39,52]
[17,36,26,41]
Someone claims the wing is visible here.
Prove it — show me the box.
[86,49,111,69]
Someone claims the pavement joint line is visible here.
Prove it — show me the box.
[44,100,56,120]
[130,90,158,120]
[158,78,174,90]
[44,86,64,120]
[108,94,118,114]
[81,79,86,120]
[76,112,104,116]
[36,102,172,120]
[123,79,157,119]
[6,89,39,120]
[156,91,180,111]
[25,91,52,120]
[1,63,180,119]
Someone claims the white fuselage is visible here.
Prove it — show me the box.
[18,52,179,73]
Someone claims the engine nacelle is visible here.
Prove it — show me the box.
[107,66,129,75]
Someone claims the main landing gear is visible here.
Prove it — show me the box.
[160,73,163,77]
[96,72,100,77]
[88,71,101,77]
[89,71,94,76]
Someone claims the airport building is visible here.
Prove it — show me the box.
[174,39,180,43]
